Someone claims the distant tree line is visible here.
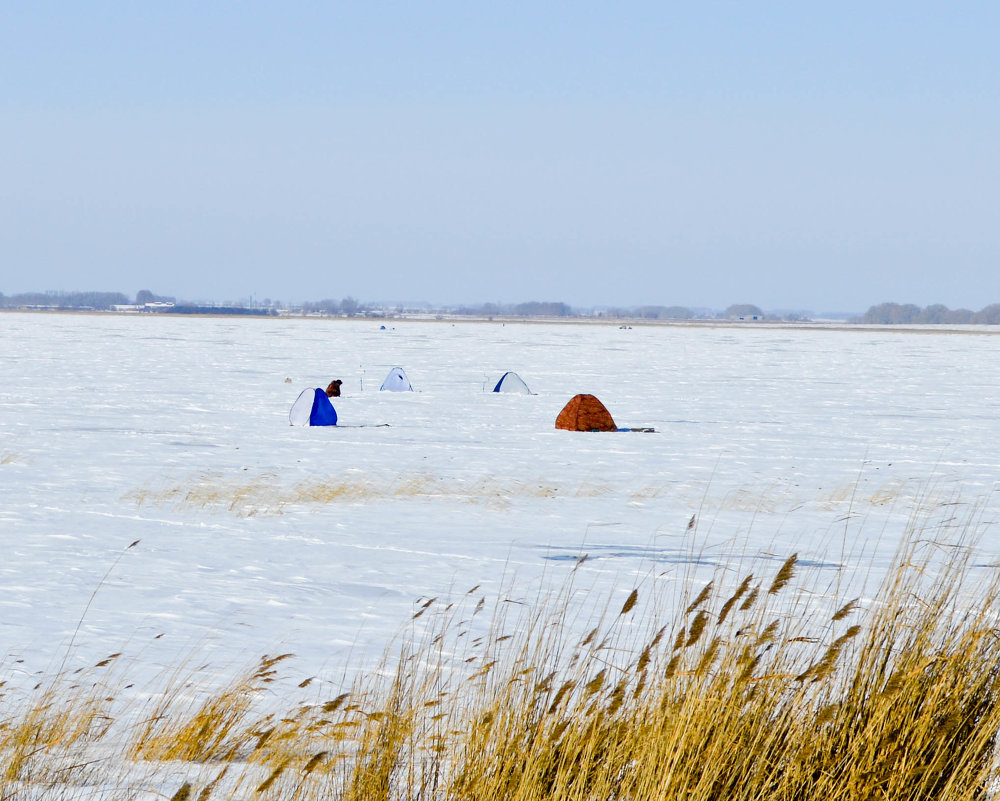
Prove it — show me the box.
[0,291,805,321]
[168,305,276,316]
[855,303,1000,325]
[0,289,276,316]
[301,296,365,316]
[0,290,130,310]
[453,301,573,317]
[135,289,176,305]
[601,304,811,321]
[451,301,788,320]
[602,305,698,320]
[17,288,996,325]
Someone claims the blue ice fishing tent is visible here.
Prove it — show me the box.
[289,388,338,426]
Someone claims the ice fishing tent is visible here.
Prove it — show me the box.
[380,367,413,392]
[289,387,338,426]
[555,394,617,432]
[492,371,532,394]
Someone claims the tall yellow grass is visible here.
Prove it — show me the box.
[4,518,1000,799]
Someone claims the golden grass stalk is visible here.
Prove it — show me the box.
[0,655,121,788]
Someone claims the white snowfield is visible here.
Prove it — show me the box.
[1,312,998,694]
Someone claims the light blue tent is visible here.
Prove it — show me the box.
[380,367,414,391]
[289,388,338,426]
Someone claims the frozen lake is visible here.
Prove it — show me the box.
[1,312,999,687]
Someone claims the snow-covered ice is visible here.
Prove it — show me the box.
[1,312,998,689]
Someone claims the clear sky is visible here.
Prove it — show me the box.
[2,2,998,312]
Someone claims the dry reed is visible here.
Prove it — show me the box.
[4,513,1000,799]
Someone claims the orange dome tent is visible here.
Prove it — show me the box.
[555,394,617,432]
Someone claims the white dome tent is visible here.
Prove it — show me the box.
[492,371,533,394]
[379,367,414,392]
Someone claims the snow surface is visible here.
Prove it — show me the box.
[2,312,999,695]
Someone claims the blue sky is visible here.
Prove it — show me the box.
[2,2,998,312]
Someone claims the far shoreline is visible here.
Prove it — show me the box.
[4,307,1000,336]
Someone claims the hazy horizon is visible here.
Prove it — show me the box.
[1,285,856,315]
[9,286,1000,323]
